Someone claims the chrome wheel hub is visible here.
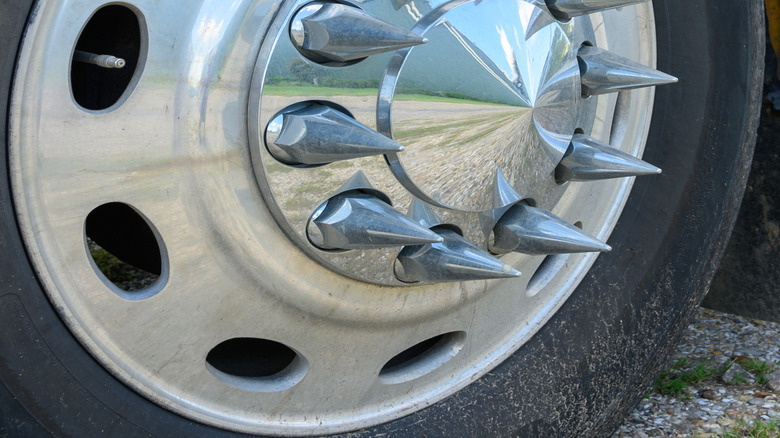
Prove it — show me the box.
[254,0,670,285]
[10,0,673,435]
[384,0,578,211]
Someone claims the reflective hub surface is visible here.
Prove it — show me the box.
[384,0,579,211]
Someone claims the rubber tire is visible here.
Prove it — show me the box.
[0,1,763,437]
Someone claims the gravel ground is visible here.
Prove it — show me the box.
[614,307,780,438]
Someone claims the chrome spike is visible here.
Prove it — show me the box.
[578,46,677,96]
[493,169,524,210]
[266,104,404,166]
[407,198,445,230]
[490,204,611,255]
[339,170,378,195]
[308,193,442,250]
[526,7,557,40]
[487,169,527,225]
[557,133,661,182]
[396,229,522,283]
[290,2,428,63]
[546,0,648,20]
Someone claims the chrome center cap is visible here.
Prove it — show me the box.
[380,0,579,211]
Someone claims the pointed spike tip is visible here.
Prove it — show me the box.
[578,46,677,96]
[407,198,444,229]
[267,104,405,166]
[493,169,524,209]
[308,193,443,250]
[546,0,649,20]
[490,204,610,255]
[557,134,663,182]
[291,2,428,63]
[395,229,522,283]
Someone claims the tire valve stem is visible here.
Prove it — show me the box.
[73,50,126,69]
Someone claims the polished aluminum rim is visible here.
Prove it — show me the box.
[10,0,670,435]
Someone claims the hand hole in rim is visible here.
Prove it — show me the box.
[70,4,146,111]
[379,331,466,385]
[206,338,308,393]
[84,202,166,299]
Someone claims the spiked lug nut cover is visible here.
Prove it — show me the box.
[546,0,650,20]
[290,2,428,63]
[578,45,678,96]
[395,200,521,283]
[12,0,689,435]
[266,104,405,166]
[308,192,443,250]
[251,0,675,285]
[491,203,611,255]
[556,133,662,182]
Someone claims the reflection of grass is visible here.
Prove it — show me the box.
[455,113,519,147]
[264,85,506,106]
[265,85,376,97]
[395,93,509,106]
[266,162,295,173]
[327,161,355,169]
[293,181,327,196]
[393,113,510,144]
[284,196,315,211]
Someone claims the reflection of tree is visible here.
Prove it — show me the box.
[286,58,318,85]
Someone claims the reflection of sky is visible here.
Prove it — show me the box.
[429,0,565,103]
[445,0,534,73]
[437,20,531,105]
[187,0,244,86]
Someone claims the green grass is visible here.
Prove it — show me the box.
[719,418,779,438]
[739,358,778,385]
[88,240,157,291]
[654,358,728,397]
[654,356,779,398]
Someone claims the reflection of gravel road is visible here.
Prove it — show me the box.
[391,100,555,210]
[266,94,559,213]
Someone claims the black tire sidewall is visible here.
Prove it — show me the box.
[0,1,762,437]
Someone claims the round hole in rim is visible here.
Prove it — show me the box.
[70,4,146,110]
[85,202,166,298]
[206,338,308,392]
[379,332,466,385]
